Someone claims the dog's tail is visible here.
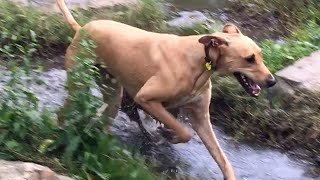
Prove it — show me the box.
[56,0,81,32]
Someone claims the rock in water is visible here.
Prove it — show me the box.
[167,11,208,28]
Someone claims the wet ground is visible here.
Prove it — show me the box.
[0,68,316,180]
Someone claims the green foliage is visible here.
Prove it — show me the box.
[240,0,319,27]
[0,31,156,179]
[0,0,170,59]
[0,1,72,59]
[114,0,167,32]
[174,21,223,36]
[261,21,320,72]
[0,63,56,160]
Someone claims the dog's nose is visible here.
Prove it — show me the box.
[266,75,277,88]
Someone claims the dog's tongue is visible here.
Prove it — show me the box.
[250,83,261,90]
[248,79,261,95]
[252,84,261,94]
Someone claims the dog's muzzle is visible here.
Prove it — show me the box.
[265,75,277,88]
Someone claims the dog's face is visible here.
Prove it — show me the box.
[199,24,276,97]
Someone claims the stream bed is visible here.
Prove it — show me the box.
[0,68,316,180]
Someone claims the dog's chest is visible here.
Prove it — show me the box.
[164,84,208,108]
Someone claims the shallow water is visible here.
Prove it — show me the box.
[0,68,316,180]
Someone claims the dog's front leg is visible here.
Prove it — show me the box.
[134,76,192,144]
[184,88,235,180]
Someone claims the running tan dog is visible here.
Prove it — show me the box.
[57,0,276,179]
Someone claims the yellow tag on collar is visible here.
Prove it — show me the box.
[205,62,212,71]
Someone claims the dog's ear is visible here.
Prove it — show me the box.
[222,23,242,34]
[198,35,229,47]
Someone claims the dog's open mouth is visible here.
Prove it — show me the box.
[233,72,261,97]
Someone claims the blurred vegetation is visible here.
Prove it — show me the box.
[242,0,320,27]
[0,31,158,179]
[210,77,320,160]
[261,21,320,72]
[235,0,320,72]
[227,0,320,40]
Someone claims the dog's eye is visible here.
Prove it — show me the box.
[245,54,255,64]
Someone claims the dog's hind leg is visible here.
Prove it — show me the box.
[120,89,153,141]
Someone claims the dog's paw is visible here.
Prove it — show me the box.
[157,126,175,139]
[157,126,192,144]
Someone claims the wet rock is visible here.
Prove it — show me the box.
[167,11,208,28]
[0,160,72,180]
[270,50,320,97]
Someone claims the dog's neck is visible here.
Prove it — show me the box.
[181,35,219,72]
[179,35,219,89]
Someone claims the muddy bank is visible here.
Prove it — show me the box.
[0,68,316,180]
[166,0,287,40]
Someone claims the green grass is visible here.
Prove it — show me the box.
[262,21,320,72]
[0,0,168,60]
[0,1,72,59]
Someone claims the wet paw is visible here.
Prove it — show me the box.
[157,126,192,144]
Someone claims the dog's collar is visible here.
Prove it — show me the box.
[204,41,214,71]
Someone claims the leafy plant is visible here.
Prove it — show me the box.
[0,61,52,154]
[0,1,72,59]
[115,0,167,32]
[0,30,157,179]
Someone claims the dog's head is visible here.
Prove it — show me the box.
[198,23,276,97]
